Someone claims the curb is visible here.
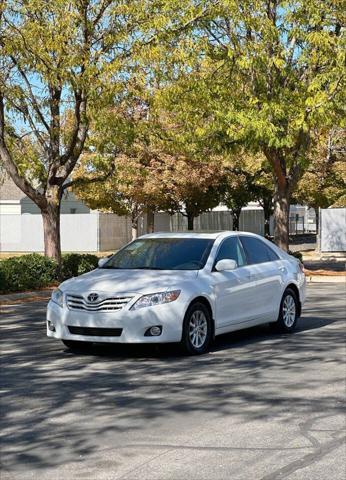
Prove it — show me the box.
[306,275,346,283]
[0,289,53,305]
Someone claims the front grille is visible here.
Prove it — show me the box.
[68,326,123,337]
[66,294,133,312]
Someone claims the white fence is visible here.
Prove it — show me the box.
[320,208,346,252]
[0,212,171,253]
[0,208,270,253]
[171,209,267,235]
[0,213,99,252]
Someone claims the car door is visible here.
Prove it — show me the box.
[239,235,282,322]
[212,236,259,330]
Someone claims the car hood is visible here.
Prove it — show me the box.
[59,268,199,295]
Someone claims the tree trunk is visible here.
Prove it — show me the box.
[263,207,271,237]
[273,184,290,251]
[42,202,61,265]
[258,195,274,238]
[314,207,319,236]
[146,209,155,233]
[231,209,241,231]
[131,212,139,241]
[187,214,194,230]
[131,225,138,240]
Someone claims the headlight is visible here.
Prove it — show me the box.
[51,288,64,308]
[130,290,181,310]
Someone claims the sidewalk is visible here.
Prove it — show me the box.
[302,250,345,284]
[304,274,345,283]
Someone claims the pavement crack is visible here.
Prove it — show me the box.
[259,414,346,480]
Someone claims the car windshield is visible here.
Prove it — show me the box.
[102,238,214,270]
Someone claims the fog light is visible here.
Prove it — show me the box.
[145,326,162,336]
[47,321,56,332]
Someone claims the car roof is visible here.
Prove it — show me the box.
[139,231,261,240]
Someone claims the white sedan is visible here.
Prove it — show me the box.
[47,232,306,354]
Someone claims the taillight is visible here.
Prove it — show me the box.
[298,261,304,273]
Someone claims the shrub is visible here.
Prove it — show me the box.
[0,254,58,293]
[288,250,303,262]
[0,253,100,293]
[61,253,99,280]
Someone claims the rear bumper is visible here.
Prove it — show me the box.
[46,300,184,344]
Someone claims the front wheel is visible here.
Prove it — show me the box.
[274,288,299,333]
[180,302,212,355]
[62,339,93,351]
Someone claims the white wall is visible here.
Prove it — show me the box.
[170,210,266,235]
[1,208,273,253]
[0,213,98,252]
[320,208,346,252]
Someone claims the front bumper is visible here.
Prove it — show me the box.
[46,299,185,344]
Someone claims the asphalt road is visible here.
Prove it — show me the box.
[1,283,345,480]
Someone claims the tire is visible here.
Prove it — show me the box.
[62,339,93,351]
[273,288,299,333]
[180,302,212,355]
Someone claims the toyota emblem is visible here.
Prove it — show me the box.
[87,293,99,303]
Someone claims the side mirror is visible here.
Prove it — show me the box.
[98,257,108,268]
[215,259,237,272]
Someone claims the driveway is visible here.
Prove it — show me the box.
[1,283,345,480]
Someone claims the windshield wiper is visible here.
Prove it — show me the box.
[134,266,163,270]
[101,266,163,270]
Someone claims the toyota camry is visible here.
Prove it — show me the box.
[47,232,306,354]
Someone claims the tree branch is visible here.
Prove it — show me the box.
[61,160,116,192]
[9,55,50,132]
[0,92,46,208]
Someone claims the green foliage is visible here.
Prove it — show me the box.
[0,0,158,260]
[61,254,99,280]
[0,254,58,293]
[294,128,346,209]
[0,253,99,293]
[331,195,346,208]
[149,0,345,248]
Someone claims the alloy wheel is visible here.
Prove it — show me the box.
[188,310,208,348]
[282,294,296,328]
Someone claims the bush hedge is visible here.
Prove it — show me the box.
[61,253,99,280]
[0,253,99,293]
[288,250,303,262]
[0,254,58,293]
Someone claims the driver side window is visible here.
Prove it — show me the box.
[215,237,246,267]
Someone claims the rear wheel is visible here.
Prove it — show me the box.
[62,339,93,351]
[274,288,299,333]
[181,302,212,355]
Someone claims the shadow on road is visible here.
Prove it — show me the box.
[0,285,345,472]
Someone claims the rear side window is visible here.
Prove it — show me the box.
[240,236,279,264]
[215,236,246,267]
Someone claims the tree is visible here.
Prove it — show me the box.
[157,154,224,230]
[294,128,346,232]
[73,147,175,240]
[0,0,150,263]
[252,167,275,237]
[221,168,254,231]
[151,0,345,250]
